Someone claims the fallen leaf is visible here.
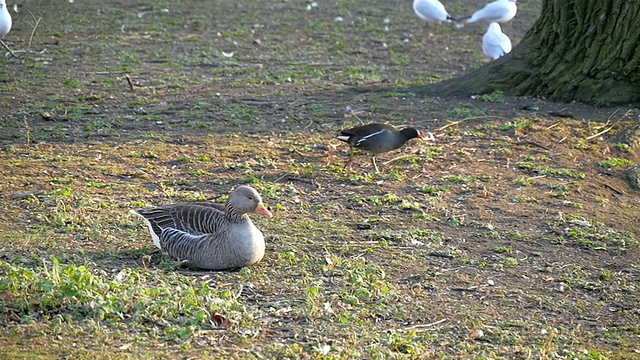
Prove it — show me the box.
[469,329,484,340]
[210,312,231,329]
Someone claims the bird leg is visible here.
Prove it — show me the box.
[422,21,440,36]
[0,39,16,58]
[343,147,355,170]
[371,155,380,173]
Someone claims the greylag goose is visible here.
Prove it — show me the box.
[130,185,272,270]
[337,123,423,172]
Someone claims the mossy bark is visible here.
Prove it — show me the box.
[422,0,640,105]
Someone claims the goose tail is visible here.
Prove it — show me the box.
[130,209,162,249]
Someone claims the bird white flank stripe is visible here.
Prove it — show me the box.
[355,129,386,147]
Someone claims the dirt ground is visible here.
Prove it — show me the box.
[1,0,639,358]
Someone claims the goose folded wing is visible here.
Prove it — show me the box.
[138,204,229,235]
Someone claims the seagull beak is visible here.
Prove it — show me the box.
[254,203,273,217]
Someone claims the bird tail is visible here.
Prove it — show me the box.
[336,134,351,143]
[130,209,163,249]
[337,129,358,143]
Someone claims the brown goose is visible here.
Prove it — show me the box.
[130,185,272,270]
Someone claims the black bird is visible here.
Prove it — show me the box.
[336,123,423,172]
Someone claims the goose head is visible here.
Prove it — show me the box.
[229,185,272,217]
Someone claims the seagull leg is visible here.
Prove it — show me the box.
[0,39,16,58]
[371,156,380,173]
[422,22,430,37]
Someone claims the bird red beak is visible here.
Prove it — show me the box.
[254,203,273,217]
[417,131,424,139]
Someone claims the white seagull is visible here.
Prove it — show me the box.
[461,0,517,23]
[413,0,456,23]
[482,22,512,60]
[0,0,11,39]
[413,0,456,32]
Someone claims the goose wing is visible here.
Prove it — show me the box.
[131,204,230,248]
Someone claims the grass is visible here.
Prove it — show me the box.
[0,130,636,358]
[474,90,505,103]
[599,157,634,168]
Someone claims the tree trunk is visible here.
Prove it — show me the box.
[422,0,640,105]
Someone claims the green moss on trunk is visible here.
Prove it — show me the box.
[422,0,640,105]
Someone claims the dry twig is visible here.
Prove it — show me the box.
[585,109,631,140]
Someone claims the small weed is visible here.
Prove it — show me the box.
[389,53,409,66]
[62,78,81,88]
[499,117,533,131]
[414,185,447,195]
[446,106,486,118]
[84,121,112,131]
[413,212,439,221]
[598,157,633,168]
[493,246,513,254]
[599,269,612,281]
[574,139,599,151]
[514,194,537,203]
[517,162,585,179]
[564,201,584,209]
[614,143,632,152]
[223,104,259,125]
[550,186,568,199]
[440,174,488,183]
[474,90,505,103]
[504,257,518,266]
[507,231,525,240]
[554,215,639,251]
[513,178,533,187]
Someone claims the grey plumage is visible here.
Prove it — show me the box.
[130,185,272,270]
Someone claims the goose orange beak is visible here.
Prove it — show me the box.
[254,203,272,217]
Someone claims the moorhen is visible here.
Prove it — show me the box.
[337,123,423,172]
[130,185,272,270]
